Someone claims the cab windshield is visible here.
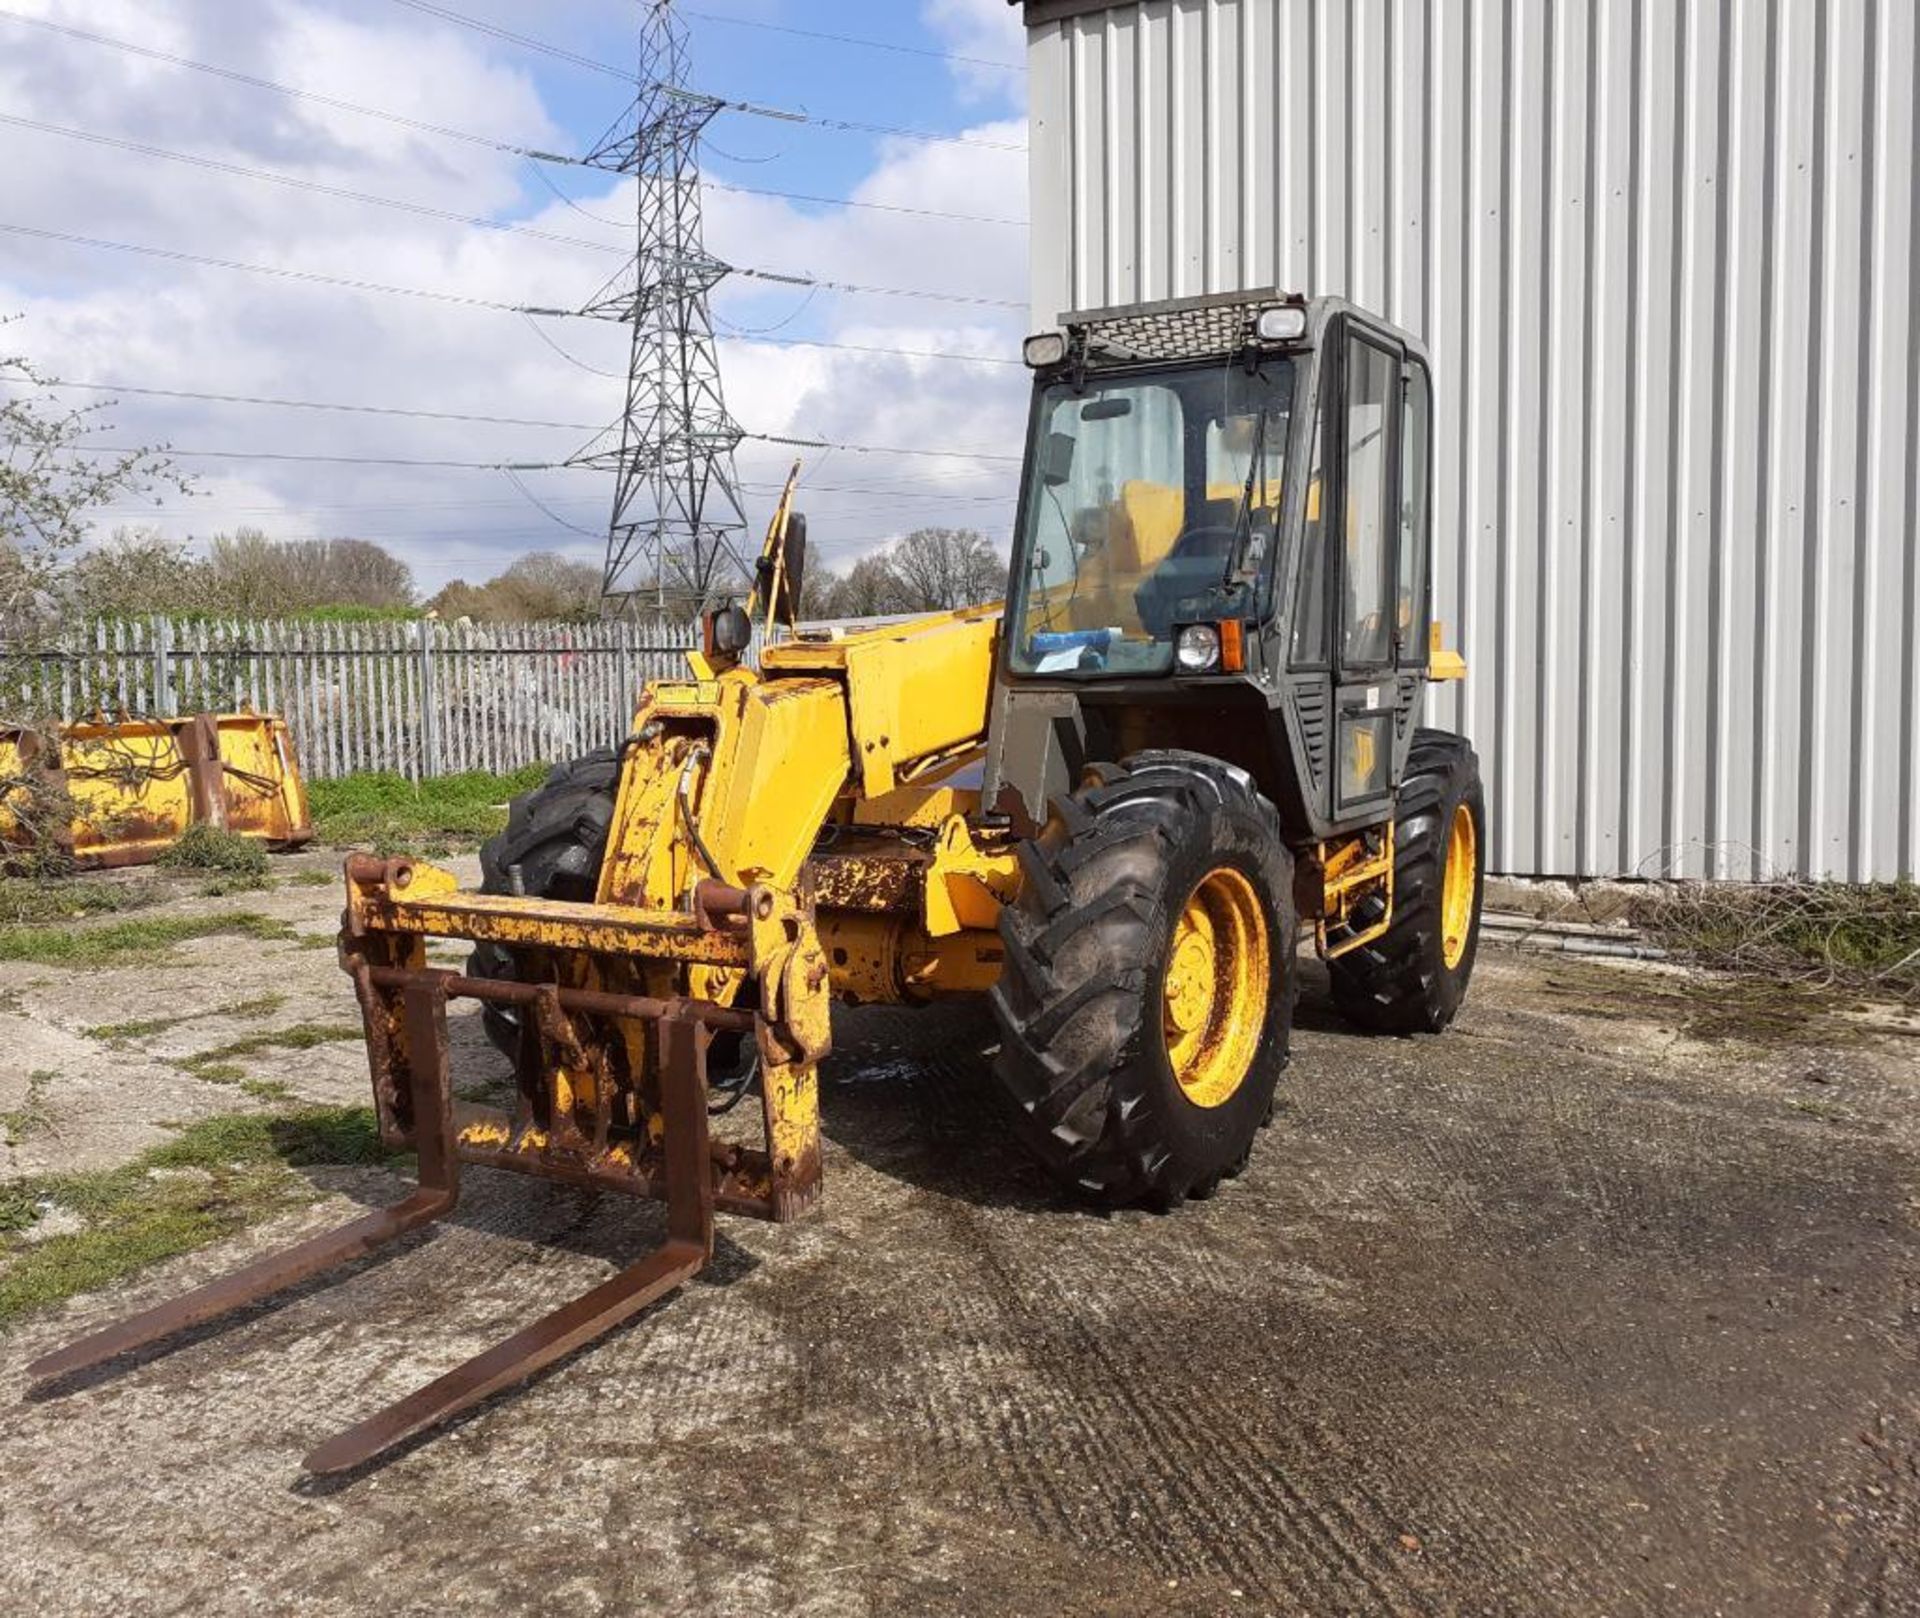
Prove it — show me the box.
[1008,359,1294,676]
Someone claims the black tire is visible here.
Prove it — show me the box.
[1328,728,1486,1035]
[470,749,621,1057]
[989,751,1296,1209]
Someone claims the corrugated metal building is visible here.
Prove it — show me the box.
[1014,0,1918,881]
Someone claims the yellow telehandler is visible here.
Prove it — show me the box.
[31,291,1485,1472]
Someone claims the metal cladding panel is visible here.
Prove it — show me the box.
[1026,0,1920,880]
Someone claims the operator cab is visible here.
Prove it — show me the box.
[990,289,1445,840]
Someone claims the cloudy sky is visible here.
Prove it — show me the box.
[0,0,1032,596]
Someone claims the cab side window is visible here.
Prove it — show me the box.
[1289,406,1328,666]
[1341,336,1398,668]
[1398,361,1432,664]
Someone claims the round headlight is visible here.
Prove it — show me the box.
[1176,624,1221,673]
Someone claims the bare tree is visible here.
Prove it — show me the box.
[828,554,908,619]
[203,527,285,615]
[204,531,414,613]
[796,564,841,621]
[885,528,1006,612]
[494,552,602,621]
[307,537,415,608]
[426,552,603,623]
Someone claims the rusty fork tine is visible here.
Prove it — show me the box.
[303,1235,705,1474]
[26,1192,453,1385]
[29,983,462,1388]
[303,1015,717,1476]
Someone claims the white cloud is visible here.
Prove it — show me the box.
[0,0,1031,597]
[922,0,1028,106]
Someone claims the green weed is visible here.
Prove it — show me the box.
[0,1106,398,1328]
[1,1069,56,1146]
[307,764,549,852]
[1635,882,1920,1004]
[85,993,288,1045]
[0,912,295,968]
[0,875,162,927]
[175,1021,362,1083]
[155,823,270,879]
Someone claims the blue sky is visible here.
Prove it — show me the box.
[0,0,1032,594]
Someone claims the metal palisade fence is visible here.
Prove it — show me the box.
[12,616,700,781]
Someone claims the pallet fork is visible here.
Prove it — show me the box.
[28,854,829,1474]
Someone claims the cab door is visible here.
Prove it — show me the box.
[1329,321,1404,819]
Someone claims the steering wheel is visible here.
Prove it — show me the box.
[1134,524,1244,635]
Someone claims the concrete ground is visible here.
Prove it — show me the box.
[0,854,1914,1617]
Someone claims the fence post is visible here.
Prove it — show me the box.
[417,617,441,779]
[153,615,175,716]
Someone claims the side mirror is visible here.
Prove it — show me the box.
[1040,431,1076,488]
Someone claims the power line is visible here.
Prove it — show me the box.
[386,0,638,82]
[97,495,606,519]
[702,175,1025,228]
[749,432,1020,466]
[674,86,1025,153]
[3,221,1026,363]
[0,113,625,255]
[0,11,1029,225]
[381,0,1021,152]
[6,211,1019,317]
[683,329,1021,367]
[679,8,1022,72]
[99,485,1008,523]
[0,221,530,312]
[24,379,599,433]
[532,159,1029,236]
[502,467,604,538]
[731,264,1021,311]
[0,8,576,165]
[527,308,1017,372]
[78,445,570,471]
[73,445,1024,482]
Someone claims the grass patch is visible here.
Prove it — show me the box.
[0,875,162,927]
[1,1070,56,1147]
[0,912,295,969]
[155,823,271,880]
[176,1021,363,1083]
[197,873,272,897]
[1540,963,1874,1049]
[1634,882,1920,1004]
[289,869,338,888]
[85,993,288,1045]
[307,764,550,852]
[0,1106,399,1329]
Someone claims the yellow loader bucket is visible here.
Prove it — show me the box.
[0,711,313,870]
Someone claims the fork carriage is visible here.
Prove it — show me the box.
[30,852,832,1474]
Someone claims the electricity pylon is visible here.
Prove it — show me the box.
[572,0,751,618]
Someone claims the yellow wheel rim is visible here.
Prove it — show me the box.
[1440,802,1477,970]
[1161,866,1269,1109]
